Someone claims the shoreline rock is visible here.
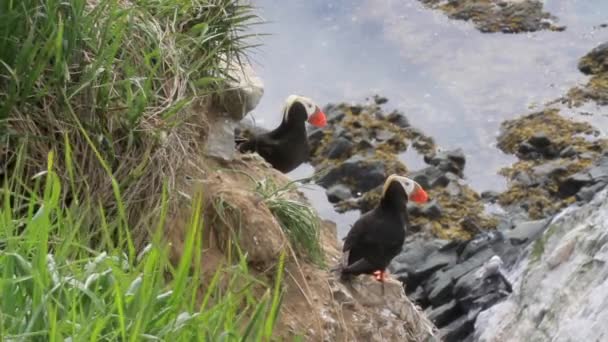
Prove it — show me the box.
[309,99,498,240]
[417,0,565,34]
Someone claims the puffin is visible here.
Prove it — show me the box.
[338,175,429,282]
[235,95,327,173]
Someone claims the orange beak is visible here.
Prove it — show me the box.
[307,107,327,127]
[410,185,429,203]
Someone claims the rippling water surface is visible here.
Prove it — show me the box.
[247,0,608,237]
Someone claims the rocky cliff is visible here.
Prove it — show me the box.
[475,188,608,341]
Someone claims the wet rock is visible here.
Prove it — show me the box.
[578,42,608,75]
[504,219,548,245]
[318,155,386,194]
[327,137,354,159]
[531,160,568,179]
[459,231,505,261]
[480,191,500,203]
[413,249,458,282]
[527,132,552,149]
[423,0,564,34]
[349,105,363,115]
[427,300,461,328]
[411,166,448,189]
[386,111,410,128]
[406,202,423,217]
[422,200,443,219]
[439,309,479,342]
[373,129,395,142]
[324,106,346,124]
[446,181,462,197]
[558,171,594,197]
[577,182,608,202]
[424,149,466,177]
[373,95,388,105]
[326,184,352,203]
[308,128,325,150]
[559,145,577,158]
[390,235,450,285]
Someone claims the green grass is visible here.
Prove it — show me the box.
[0,0,262,241]
[0,0,293,340]
[0,150,286,341]
[255,178,325,266]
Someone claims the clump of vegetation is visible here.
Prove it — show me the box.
[497,109,601,155]
[428,0,564,33]
[563,43,608,107]
[255,178,325,266]
[0,151,285,340]
[0,0,295,339]
[497,109,608,219]
[0,0,259,245]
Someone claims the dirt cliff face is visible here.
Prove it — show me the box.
[166,150,438,341]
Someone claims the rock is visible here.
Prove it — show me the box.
[308,128,325,150]
[504,219,549,245]
[327,137,354,159]
[325,107,346,124]
[373,129,394,142]
[424,149,466,176]
[413,249,458,283]
[446,181,462,197]
[326,184,352,203]
[426,248,496,306]
[214,59,264,120]
[559,146,577,158]
[558,171,594,197]
[578,42,608,75]
[318,155,386,194]
[422,200,443,219]
[390,235,449,284]
[576,182,608,202]
[411,166,449,189]
[439,308,479,342]
[349,105,363,115]
[372,95,388,105]
[387,111,410,128]
[406,202,423,217]
[328,275,438,341]
[459,231,505,261]
[531,160,568,179]
[527,132,552,149]
[427,300,461,328]
[475,189,608,342]
[480,191,500,202]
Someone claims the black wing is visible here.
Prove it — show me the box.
[237,134,280,157]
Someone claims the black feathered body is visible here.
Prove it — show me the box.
[340,181,409,277]
[236,103,310,173]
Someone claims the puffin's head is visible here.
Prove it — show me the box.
[381,174,429,206]
[283,95,327,128]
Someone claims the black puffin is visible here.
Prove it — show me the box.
[235,95,327,173]
[339,175,429,282]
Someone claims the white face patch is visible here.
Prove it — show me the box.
[399,178,416,196]
[382,174,418,197]
[283,95,317,121]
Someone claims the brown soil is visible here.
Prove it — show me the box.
[166,152,437,341]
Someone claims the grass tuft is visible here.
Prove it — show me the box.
[0,0,262,246]
[0,150,284,340]
[255,178,325,266]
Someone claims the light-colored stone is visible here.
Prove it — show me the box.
[215,58,264,120]
[475,189,608,342]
